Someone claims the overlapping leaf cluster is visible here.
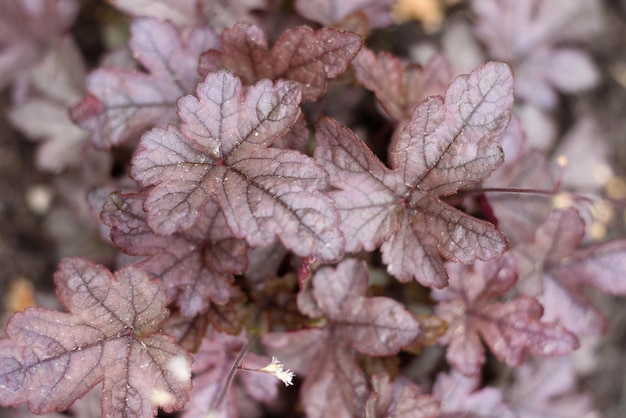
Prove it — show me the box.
[0,0,623,417]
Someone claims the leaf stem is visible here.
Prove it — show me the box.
[460,187,595,204]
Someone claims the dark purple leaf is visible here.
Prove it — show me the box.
[0,257,192,417]
[313,259,421,355]
[70,17,219,148]
[352,47,452,122]
[365,373,440,418]
[432,255,578,375]
[131,70,344,261]
[102,192,247,317]
[314,62,513,287]
[199,22,362,101]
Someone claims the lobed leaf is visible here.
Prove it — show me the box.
[352,48,452,122]
[314,62,513,286]
[71,17,219,148]
[264,259,422,416]
[102,192,247,317]
[514,208,626,335]
[0,258,192,417]
[433,370,516,417]
[0,0,79,89]
[183,331,277,418]
[312,259,422,355]
[365,373,440,418]
[433,255,578,375]
[507,358,596,418]
[294,0,394,29]
[472,0,602,108]
[302,345,368,418]
[132,70,344,261]
[199,22,362,101]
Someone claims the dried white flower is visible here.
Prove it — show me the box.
[259,357,295,386]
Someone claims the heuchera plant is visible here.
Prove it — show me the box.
[1,0,623,417]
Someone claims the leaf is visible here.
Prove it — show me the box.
[0,0,79,89]
[365,373,440,418]
[102,192,247,317]
[131,70,344,261]
[70,17,219,148]
[106,0,268,31]
[302,345,369,418]
[0,257,192,417]
[352,47,452,122]
[485,149,558,245]
[183,331,277,418]
[313,259,422,355]
[314,62,513,287]
[294,0,394,29]
[433,371,516,417]
[3,387,101,418]
[507,358,597,418]
[8,36,89,173]
[514,208,626,335]
[199,22,362,101]
[472,0,602,108]
[106,0,202,27]
[432,255,578,376]
[263,259,421,417]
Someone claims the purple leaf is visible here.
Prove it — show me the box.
[352,47,452,122]
[102,192,247,317]
[515,208,626,335]
[183,331,277,418]
[8,36,89,173]
[70,17,219,148]
[0,258,192,417]
[433,370,516,417]
[199,22,362,101]
[263,259,421,417]
[432,255,578,375]
[365,373,440,418]
[302,345,369,418]
[106,0,202,27]
[485,149,558,245]
[314,62,513,287]
[472,0,602,108]
[131,70,344,261]
[508,358,597,418]
[295,0,394,29]
[0,0,79,89]
[313,259,422,355]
